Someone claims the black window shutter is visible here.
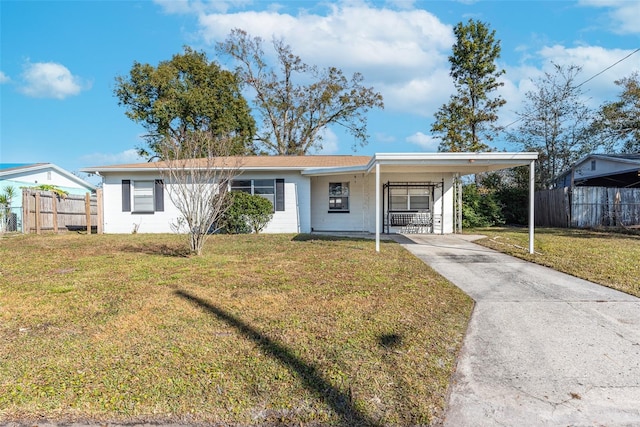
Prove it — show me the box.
[275,179,285,211]
[122,180,131,212]
[155,179,164,212]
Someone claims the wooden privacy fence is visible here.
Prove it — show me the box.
[535,186,640,229]
[22,189,103,234]
[535,187,569,227]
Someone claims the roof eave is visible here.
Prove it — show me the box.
[301,165,369,176]
[366,152,539,173]
[3,163,97,191]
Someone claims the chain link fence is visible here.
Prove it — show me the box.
[0,205,22,233]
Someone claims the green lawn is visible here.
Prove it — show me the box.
[0,233,472,426]
[471,227,640,297]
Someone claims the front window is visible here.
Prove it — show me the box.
[133,181,155,213]
[329,182,349,212]
[231,179,275,206]
[390,187,430,211]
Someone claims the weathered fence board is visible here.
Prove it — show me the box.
[535,186,640,229]
[535,188,569,227]
[572,187,640,228]
[22,189,103,234]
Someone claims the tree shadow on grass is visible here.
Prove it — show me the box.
[292,233,397,245]
[481,226,640,240]
[121,243,192,257]
[174,289,381,427]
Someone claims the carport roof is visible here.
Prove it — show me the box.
[301,152,539,176]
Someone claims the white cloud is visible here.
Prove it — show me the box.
[536,45,638,106]
[310,128,339,154]
[193,3,454,116]
[19,61,87,99]
[154,0,192,14]
[406,131,439,151]
[156,0,639,149]
[154,0,252,14]
[579,0,640,34]
[384,0,416,10]
[375,132,397,143]
[380,68,454,116]
[496,44,640,130]
[0,71,10,84]
[81,149,145,166]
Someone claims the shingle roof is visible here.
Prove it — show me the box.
[84,155,373,171]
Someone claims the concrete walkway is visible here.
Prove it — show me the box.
[396,234,640,426]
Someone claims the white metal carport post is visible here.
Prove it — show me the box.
[529,159,535,254]
[375,162,380,252]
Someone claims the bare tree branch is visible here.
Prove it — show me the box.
[156,131,242,255]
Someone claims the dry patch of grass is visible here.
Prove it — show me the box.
[471,227,640,297]
[0,233,472,426]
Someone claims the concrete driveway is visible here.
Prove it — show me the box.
[396,234,640,426]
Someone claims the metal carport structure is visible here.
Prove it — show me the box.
[365,152,539,253]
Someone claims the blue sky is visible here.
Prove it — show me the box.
[1,0,638,184]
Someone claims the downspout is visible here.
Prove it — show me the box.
[456,173,462,234]
[452,176,457,233]
[375,162,380,252]
[441,177,445,235]
[529,159,535,254]
[361,174,366,233]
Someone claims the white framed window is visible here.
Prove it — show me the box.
[329,182,349,212]
[231,178,285,211]
[122,179,164,213]
[390,187,430,211]
[231,179,275,206]
[133,181,155,213]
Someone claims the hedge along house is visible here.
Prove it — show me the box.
[82,152,538,252]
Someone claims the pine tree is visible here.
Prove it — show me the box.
[432,19,505,152]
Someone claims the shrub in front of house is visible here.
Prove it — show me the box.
[220,191,274,234]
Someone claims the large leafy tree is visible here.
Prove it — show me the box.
[217,29,384,155]
[432,19,506,152]
[508,64,594,188]
[590,72,640,153]
[114,47,256,160]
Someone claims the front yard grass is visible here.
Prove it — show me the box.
[0,233,472,426]
[471,227,640,297]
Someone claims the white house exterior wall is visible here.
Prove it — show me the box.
[441,174,454,234]
[102,172,174,234]
[309,171,455,234]
[100,171,310,234]
[309,173,371,232]
[231,172,311,233]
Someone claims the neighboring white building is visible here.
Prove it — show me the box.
[82,153,538,241]
[0,163,97,195]
[555,153,640,188]
[0,163,97,232]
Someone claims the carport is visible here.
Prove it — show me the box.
[366,152,539,253]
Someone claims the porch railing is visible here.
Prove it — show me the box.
[386,211,441,234]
